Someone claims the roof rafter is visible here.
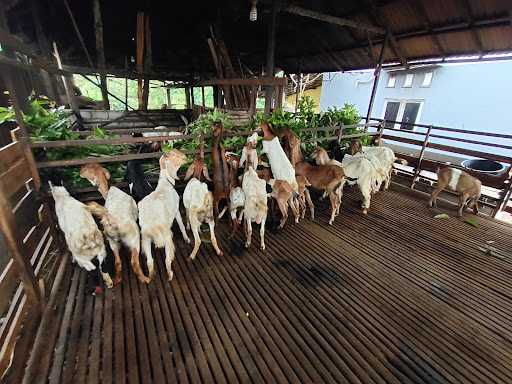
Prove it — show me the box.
[410,0,446,58]
[362,0,408,66]
[458,0,484,56]
[283,4,385,35]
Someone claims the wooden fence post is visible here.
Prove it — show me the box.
[411,125,433,189]
[337,123,344,144]
[492,175,512,217]
[201,86,205,107]
[0,190,42,310]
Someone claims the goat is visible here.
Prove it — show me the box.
[242,166,268,250]
[350,139,406,190]
[80,164,148,285]
[296,175,314,220]
[429,167,481,217]
[211,122,232,215]
[295,161,345,225]
[281,127,303,167]
[312,147,381,214]
[50,183,113,289]
[259,122,298,191]
[267,179,300,229]
[184,135,210,182]
[125,160,153,202]
[138,150,190,281]
[224,152,245,235]
[240,132,259,171]
[183,178,223,259]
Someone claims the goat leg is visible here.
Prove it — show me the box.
[304,189,315,220]
[277,199,288,229]
[176,209,190,243]
[208,220,223,256]
[189,219,202,260]
[164,239,176,281]
[97,249,113,289]
[328,192,338,225]
[141,235,155,281]
[130,248,150,284]
[245,218,252,248]
[260,217,266,250]
[112,247,122,286]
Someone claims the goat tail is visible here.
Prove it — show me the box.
[86,202,108,219]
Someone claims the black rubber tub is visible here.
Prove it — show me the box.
[461,159,506,176]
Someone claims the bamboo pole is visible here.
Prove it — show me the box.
[136,12,145,110]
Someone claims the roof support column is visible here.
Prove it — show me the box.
[365,32,389,125]
[264,2,279,115]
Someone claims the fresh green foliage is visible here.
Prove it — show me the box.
[73,76,215,110]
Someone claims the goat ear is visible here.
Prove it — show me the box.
[202,165,211,181]
[159,155,166,169]
[104,168,111,180]
[184,163,194,181]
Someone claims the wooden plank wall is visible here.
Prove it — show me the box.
[0,139,60,378]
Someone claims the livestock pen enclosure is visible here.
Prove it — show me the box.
[1,0,512,383]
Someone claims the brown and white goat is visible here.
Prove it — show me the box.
[267,179,300,229]
[211,122,231,215]
[80,163,148,285]
[295,161,345,225]
[429,167,481,217]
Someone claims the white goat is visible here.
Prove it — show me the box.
[312,147,382,214]
[50,183,113,288]
[242,166,268,250]
[80,164,148,285]
[138,150,190,281]
[183,178,223,259]
[351,141,403,190]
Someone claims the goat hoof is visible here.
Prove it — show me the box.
[113,277,122,286]
[217,250,224,256]
[139,276,151,284]
[245,243,250,249]
[260,245,265,251]
[362,209,368,215]
[168,272,174,281]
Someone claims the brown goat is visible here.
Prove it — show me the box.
[211,122,231,215]
[429,167,481,217]
[281,128,303,167]
[295,161,345,225]
[184,136,210,182]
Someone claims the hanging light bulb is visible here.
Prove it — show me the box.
[249,0,258,22]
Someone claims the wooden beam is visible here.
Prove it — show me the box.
[52,43,83,129]
[62,0,95,68]
[264,1,279,115]
[197,77,286,87]
[366,33,389,124]
[284,4,384,34]
[93,0,110,109]
[136,12,145,110]
[142,14,152,110]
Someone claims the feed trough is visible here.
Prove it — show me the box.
[461,159,506,176]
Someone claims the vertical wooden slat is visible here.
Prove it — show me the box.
[411,124,433,189]
[365,32,389,125]
[264,2,279,115]
[93,0,110,110]
[136,12,145,110]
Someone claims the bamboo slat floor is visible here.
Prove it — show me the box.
[24,185,512,383]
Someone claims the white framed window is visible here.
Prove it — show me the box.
[421,72,433,87]
[386,75,396,88]
[382,99,424,130]
[403,73,414,87]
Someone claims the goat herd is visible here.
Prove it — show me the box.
[50,121,482,290]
